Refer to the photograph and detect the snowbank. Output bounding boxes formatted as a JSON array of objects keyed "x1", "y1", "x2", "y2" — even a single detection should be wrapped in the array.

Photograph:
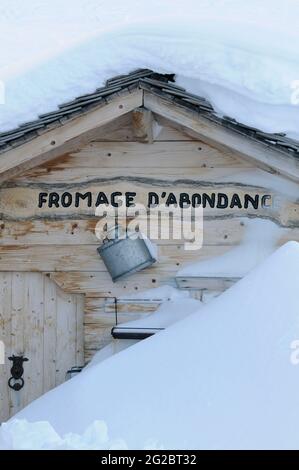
[
  {"x1": 114, "y1": 297, "x2": 202, "y2": 331},
  {"x1": 1, "y1": 241, "x2": 299, "y2": 449},
  {"x1": 87, "y1": 294, "x2": 202, "y2": 368},
  {"x1": 177, "y1": 218, "x2": 284, "y2": 277},
  {"x1": 1, "y1": 1, "x2": 299, "y2": 137},
  {"x1": 0, "y1": 420, "x2": 130, "y2": 450}
]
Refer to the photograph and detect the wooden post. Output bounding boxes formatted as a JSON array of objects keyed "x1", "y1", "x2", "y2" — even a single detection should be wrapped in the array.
[{"x1": 132, "y1": 108, "x2": 153, "y2": 143}]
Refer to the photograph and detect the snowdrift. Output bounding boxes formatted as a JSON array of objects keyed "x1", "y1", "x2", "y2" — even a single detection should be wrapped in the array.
[
  {"x1": 1, "y1": 1, "x2": 299, "y2": 137},
  {"x1": 87, "y1": 295, "x2": 202, "y2": 369},
  {"x1": 1, "y1": 241, "x2": 299, "y2": 449}
]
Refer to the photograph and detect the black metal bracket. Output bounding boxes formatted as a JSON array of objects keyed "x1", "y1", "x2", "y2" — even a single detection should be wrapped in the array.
[
  {"x1": 8, "y1": 355, "x2": 29, "y2": 391},
  {"x1": 111, "y1": 326, "x2": 164, "y2": 340}
]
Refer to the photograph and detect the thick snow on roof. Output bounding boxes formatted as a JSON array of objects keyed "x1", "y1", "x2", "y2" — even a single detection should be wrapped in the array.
[
  {"x1": 0, "y1": 1, "x2": 299, "y2": 138},
  {"x1": 1, "y1": 241, "x2": 299, "y2": 449}
]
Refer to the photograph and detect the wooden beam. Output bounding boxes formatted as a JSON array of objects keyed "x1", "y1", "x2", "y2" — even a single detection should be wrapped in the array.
[
  {"x1": 131, "y1": 108, "x2": 153, "y2": 143},
  {"x1": 1, "y1": 218, "x2": 297, "y2": 247},
  {"x1": 49, "y1": 270, "x2": 177, "y2": 296},
  {"x1": 0, "y1": 244, "x2": 231, "y2": 272},
  {"x1": 175, "y1": 275, "x2": 240, "y2": 291},
  {"x1": 0, "y1": 89, "x2": 143, "y2": 183},
  {"x1": 144, "y1": 91, "x2": 299, "y2": 183}
]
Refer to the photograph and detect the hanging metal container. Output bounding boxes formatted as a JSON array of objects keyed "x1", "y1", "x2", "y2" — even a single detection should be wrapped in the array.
[{"x1": 97, "y1": 226, "x2": 157, "y2": 282}]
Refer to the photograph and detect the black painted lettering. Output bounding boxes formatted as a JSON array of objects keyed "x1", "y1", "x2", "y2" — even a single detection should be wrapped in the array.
[
  {"x1": 75, "y1": 192, "x2": 92, "y2": 207},
  {"x1": 48, "y1": 192, "x2": 60, "y2": 208},
  {"x1": 191, "y1": 194, "x2": 201, "y2": 207},
  {"x1": 38, "y1": 192, "x2": 48, "y2": 208},
  {"x1": 230, "y1": 193, "x2": 242, "y2": 209},
  {"x1": 244, "y1": 194, "x2": 259, "y2": 209},
  {"x1": 166, "y1": 193, "x2": 177, "y2": 206},
  {"x1": 261, "y1": 195, "x2": 272, "y2": 208},
  {"x1": 61, "y1": 192, "x2": 73, "y2": 208},
  {"x1": 202, "y1": 193, "x2": 216, "y2": 208},
  {"x1": 216, "y1": 193, "x2": 228, "y2": 209},
  {"x1": 111, "y1": 191, "x2": 122, "y2": 207},
  {"x1": 125, "y1": 192, "x2": 136, "y2": 207},
  {"x1": 179, "y1": 193, "x2": 191, "y2": 208},
  {"x1": 96, "y1": 192, "x2": 109, "y2": 206},
  {"x1": 148, "y1": 192, "x2": 159, "y2": 207}
]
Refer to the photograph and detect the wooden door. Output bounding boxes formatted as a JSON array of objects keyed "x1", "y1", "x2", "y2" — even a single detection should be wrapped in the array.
[{"x1": 0, "y1": 272, "x2": 84, "y2": 423}]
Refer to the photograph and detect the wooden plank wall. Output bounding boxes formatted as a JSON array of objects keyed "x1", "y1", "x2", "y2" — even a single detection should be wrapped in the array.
[
  {"x1": 0, "y1": 112, "x2": 298, "y2": 361},
  {"x1": 0, "y1": 272, "x2": 84, "y2": 422}
]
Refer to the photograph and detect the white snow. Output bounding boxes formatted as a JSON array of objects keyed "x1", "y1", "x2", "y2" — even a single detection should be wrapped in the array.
[
  {"x1": 118, "y1": 285, "x2": 190, "y2": 301},
  {"x1": 216, "y1": 169, "x2": 299, "y2": 200},
  {"x1": 87, "y1": 293, "x2": 202, "y2": 367},
  {"x1": 0, "y1": 419, "x2": 130, "y2": 450},
  {"x1": 1, "y1": 1, "x2": 299, "y2": 138},
  {"x1": 85, "y1": 340, "x2": 138, "y2": 370},
  {"x1": 1, "y1": 241, "x2": 299, "y2": 449},
  {"x1": 115, "y1": 297, "x2": 201, "y2": 331},
  {"x1": 177, "y1": 218, "x2": 285, "y2": 277}
]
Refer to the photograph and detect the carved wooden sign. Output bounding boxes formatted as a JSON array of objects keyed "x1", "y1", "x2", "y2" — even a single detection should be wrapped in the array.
[{"x1": 38, "y1": 190, "x2": 272, "y2": 210}]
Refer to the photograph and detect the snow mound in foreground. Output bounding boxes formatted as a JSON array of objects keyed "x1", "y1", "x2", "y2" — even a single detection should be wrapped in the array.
[
  {"x1": 1, "y1": 241, "x2": 299, "y2": 449},
  {"x1": 87, "y1": 295, "x2": 202, "y2": 369},
  {"x1": 177, "y1": 218, "x2": 284, "y2": 277},
  {"x1": 0, "y1": 420, "x2": 130, "y2": 450}
]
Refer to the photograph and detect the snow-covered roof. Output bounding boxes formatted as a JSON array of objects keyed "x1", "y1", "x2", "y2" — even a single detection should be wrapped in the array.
[{"x1": 1, "y1": 69, "x2": 299, "y2": 159}]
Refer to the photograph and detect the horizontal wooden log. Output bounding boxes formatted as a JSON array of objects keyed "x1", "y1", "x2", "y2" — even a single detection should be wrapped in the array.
[
  {"x1": 0, "y1": 244, "x2": 232, "y2": 272},
  {"x1": 49, "y1": 271, "x2": 177, "y2": 295},
  {"x1": 71, "y1": 140, "x2": 242, "y2": 167},
  {"x1": 10, "y1": 166, "x2": 257, "y2": 185},
  {"x1": 85, "y1": 309, "x2": 152, "y2": 328},
  {"x1": 104, "y1": 299, "x2": 162, "y2": 313},
  {"x1": 0, "y1": 218, "x2": 100, "y2": 245},
  {"x1": 1, "y1": 217, "x2": 298, "y2": 246},
  {"x1": 12, "y1": 141, "x2": 246, "y2": 179},
  {"x1": 0, "y1": 181, "x2": 293, "y2": 224},
  {"x1": 175, "y1": 276, "x2": 239, "y2": 291}
]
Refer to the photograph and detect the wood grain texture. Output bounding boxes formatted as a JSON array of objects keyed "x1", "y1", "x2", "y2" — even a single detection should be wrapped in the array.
[
  {"x1": 0, "y1": 272, "x2": 84, "y2": 422},
  {"x1": 144, "y1": 91, "x2": 299, "y2": 182},
  {"x1": 74, "y1": 111, "x2": 194, "y2": 142},
  {"x1": 0, "y1": 89, "x2": 143, "y2": 183},
  {"x1": 132, "y1": 108, "x2": 153, "y2": 143},
  {"x1": 1, "y1": 181, "x2": 294, "y2": 224},
  {"x1": 1, "y1": 115, "x2": 298, "y2": 371},
  {"x1": 176, "y1": 276, "x2": 239, "y2": 291},
  {"x1": 0, "y1": 273, "x2": 12, "y2": 422},
  {"x1": 0, "y1": 244, "x2": 232, "y2": 272},
  {"x1": 49, "y1": 270, "x2": 177, "y2": 296},
  {"x1": 1, "y1": 218, "x2": 298, "y2": 246},
  {"x1": 84, "y1": 297, "x2": 164, "y2": 355}
]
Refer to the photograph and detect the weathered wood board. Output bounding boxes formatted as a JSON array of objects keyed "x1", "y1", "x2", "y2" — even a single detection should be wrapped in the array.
[
  {"x1": 84, "y1": 297, "x2": 163, "y2": 358},
  {"x1": 0, "y1": 272, "x2": 84, "y2": 423},
  {"x1": 0, "y1": 116, "x2": 298, "y2": 377}
]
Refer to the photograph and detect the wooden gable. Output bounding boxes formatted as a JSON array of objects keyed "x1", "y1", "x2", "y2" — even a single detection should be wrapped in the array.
[{"x1": 0, "y1": 86, "x2": 298, "y2": 421}]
